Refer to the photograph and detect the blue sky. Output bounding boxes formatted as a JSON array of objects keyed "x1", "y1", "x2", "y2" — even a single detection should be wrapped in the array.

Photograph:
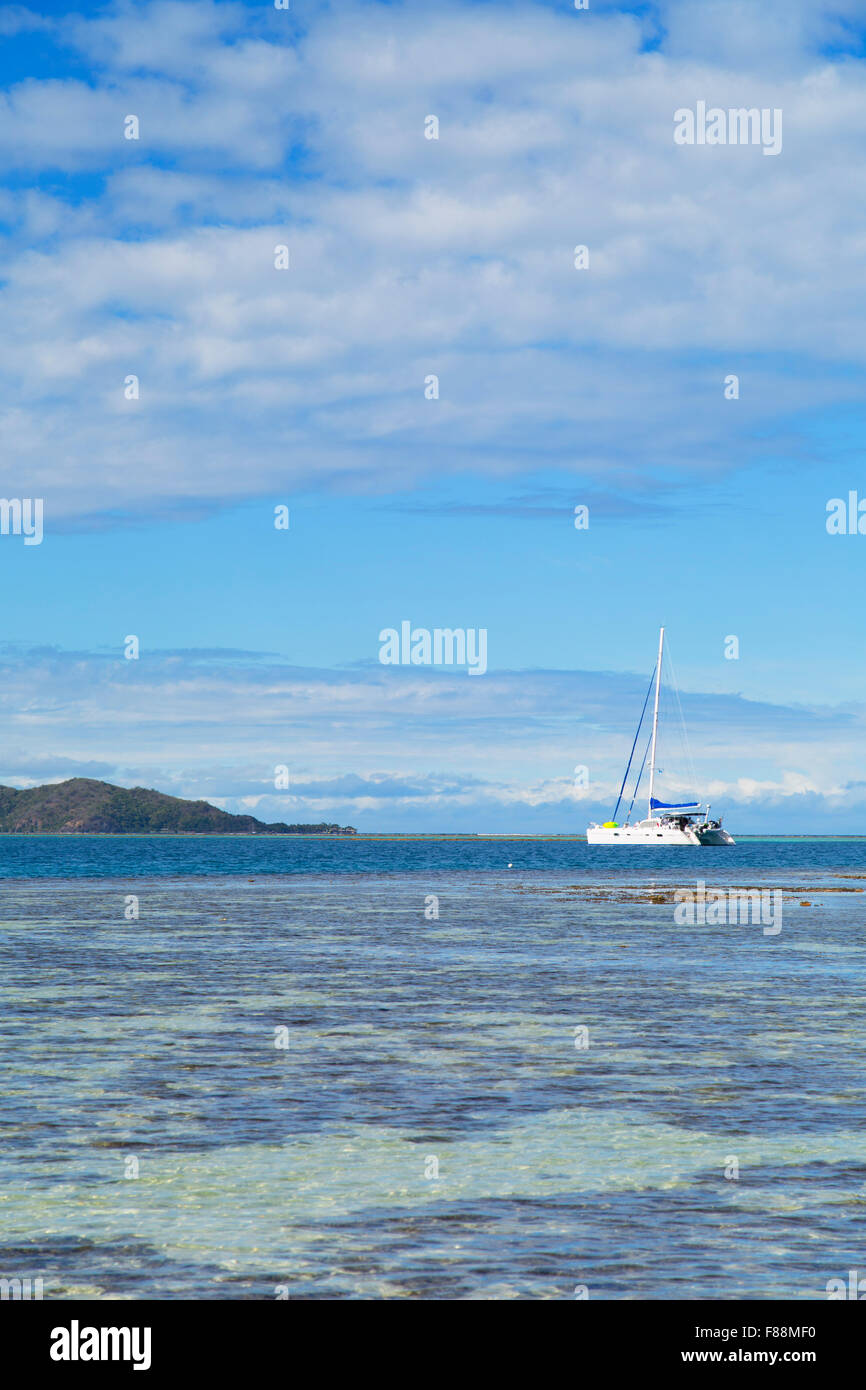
[{"x1": 2, "y1": 0, "x2": 866, "y2": 831}]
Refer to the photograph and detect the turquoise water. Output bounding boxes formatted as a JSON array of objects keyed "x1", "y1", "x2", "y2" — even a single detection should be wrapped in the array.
[
  {"x1": 2, "y1": 837, "x2": 866, "y2": 1299},
  {"x1": 0, "y1": 831, "x2": 865, "y2": 878}
]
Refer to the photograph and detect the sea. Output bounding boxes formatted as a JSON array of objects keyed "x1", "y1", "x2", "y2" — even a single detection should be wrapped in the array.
[{"x1": 2, "y1": 834, "x2": 866, "y2": 1301}]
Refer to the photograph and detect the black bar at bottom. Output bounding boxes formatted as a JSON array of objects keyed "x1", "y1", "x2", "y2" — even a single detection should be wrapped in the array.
[{"x1": 5, "y1": 1298, "x2": 858, "y2": 1376}]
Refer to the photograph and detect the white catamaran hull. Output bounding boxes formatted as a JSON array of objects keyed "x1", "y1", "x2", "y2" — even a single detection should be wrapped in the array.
[{"x1": 586, "y1": 820, "x2": 735, "y2": 846}]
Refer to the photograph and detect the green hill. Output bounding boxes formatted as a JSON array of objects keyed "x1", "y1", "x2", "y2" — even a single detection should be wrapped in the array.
[{"x1": 0, "y1": 779, "x2": 357, "y2": 835}]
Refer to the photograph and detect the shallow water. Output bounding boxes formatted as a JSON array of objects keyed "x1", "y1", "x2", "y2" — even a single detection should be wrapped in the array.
[{"x1": 2, "y1": 838, "x2": 866, "y2": 1298}]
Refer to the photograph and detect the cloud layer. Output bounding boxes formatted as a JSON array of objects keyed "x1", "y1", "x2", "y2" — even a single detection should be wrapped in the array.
[
  {"x1": 0, "y1": 642, "x2": 862, "y2": 831},
  {"x1": 2, "y1": 1, "x2": 866, "y2": 523}
]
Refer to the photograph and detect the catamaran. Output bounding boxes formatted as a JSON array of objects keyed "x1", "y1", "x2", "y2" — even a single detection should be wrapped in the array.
[{"x1": 586, "y1": 627, "x2": 735, "y2": 846}]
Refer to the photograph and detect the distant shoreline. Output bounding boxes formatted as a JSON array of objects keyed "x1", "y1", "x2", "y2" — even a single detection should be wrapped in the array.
[{"x1": 0, "y1": 831, "x2": 865, "y2": 841}]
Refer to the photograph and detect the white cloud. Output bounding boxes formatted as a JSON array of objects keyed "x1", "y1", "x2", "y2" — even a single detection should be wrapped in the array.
[
  {"x1": 0, "y1": 643, "x2": 863, "y2": 830},
  {"x1": 0, "y1": 6, "x2": 50, "y2": 38},
  {"x1": 0, "y1": 1, "x2": 863, "y2": 520}
]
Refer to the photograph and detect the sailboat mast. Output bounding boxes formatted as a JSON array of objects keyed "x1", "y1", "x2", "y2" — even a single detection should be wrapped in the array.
[{"x1": 647, "y1": 625, "x2": 664, "y2": 819}]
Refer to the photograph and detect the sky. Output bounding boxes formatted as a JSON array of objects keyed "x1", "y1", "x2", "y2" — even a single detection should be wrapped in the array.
[{"x1": 1, "y1": 0, "x2": 866, "y2": 832}]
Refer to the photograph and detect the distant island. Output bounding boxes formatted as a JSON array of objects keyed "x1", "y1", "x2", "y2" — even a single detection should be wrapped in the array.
[{"x1": 0, "y1": 779, "x2": 357, "y2": 835}]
